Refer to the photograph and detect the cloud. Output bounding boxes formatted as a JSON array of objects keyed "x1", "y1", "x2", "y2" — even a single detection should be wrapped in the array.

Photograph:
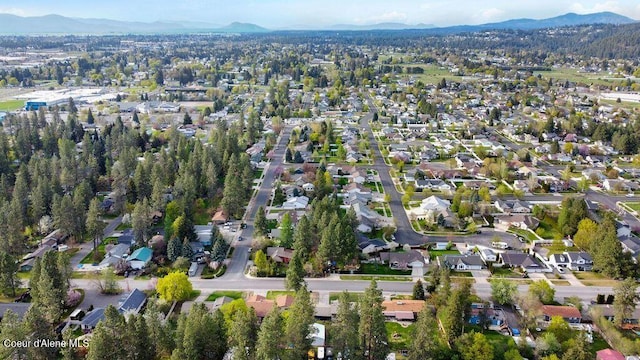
[
  {"x1": 472, "y1": 8, "x2": 506, "y2": 23},
  {"x1": 0, "y1": 7, "x2": 27, "y2": 16},
  {"x1": 355, "y1": 11, "x2": 409, "y2": 24},
  {"x1": 569, "y1": 1, "x2": 622, "y2": 14}
]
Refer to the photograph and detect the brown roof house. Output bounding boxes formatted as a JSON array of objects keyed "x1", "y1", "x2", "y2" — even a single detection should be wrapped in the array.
[
  {"x1": 380, "y1": 250, "x2": 429, "y2": 271},
  {"x1": 246, "y1": 294, "x2": 295, "y2": 320},
  {"x1": 539, "y1": 305, "x2": 581, "y2": 325},
  {"x1": 211, "y1": 209, "x2": 228, "y2": 224},
  {"x1": 382, "y1": 300, "x2": 426, "y2": 321}
]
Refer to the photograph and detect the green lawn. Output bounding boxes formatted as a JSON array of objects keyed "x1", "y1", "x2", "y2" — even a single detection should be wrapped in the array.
[
  {"x1": 360, "y1": 263, "x2": 411, "y2": 275},
  {"x1": 537, "y1": 216, "x2": 563, "y2": 240},
  {"x1": 508, "y1": 227, "x2": 538, "y2": 242},
  {"x1": 193, "y1": 199, "x2": 214, "y2": 226},
  {"x1": 573, "y1": 272, "x2": 619, "y2": 286},
  {"x1": 386, "y1": 322, "x2": 416, "y2": 352},
  {"x1": 340, "y1": 275, "x2": 412, "y2": 281},
  {"x1": 254, "y1": 169, "x2": 264, "y2": 179},
  {"x1": 0, "y1": 99, "x2": 24, "y2": 111},
  {"x1": 80, "y1": 237, "x2": 118, "y2": 264},
  {"x1": 0, "y1": 288, "x2": 29, "y2": 303},
  {"x1": 623, "y1": 202, "x2": 640, "y2": 212},
  {"x1": 533, "y1": 68, "x2": 618, "y2": 87},
  {"x1": 266, "y1": 291, "x2": 295, "y2": 300},
  {"x1": 428, "y1": 249, "x2": 460, "y2": 257},
  {"x1": 490, "y1": 267, "x2": 523, "y2": 278},
  {"x1": 206, "y1": 291, "x2": 244, "y2": 301},
  {"x1": 329, "y1": 292, "x2": 363, "y2": 303},
  {"x1": 115, "y1": 222, "x2": 132, "y2": 231}
]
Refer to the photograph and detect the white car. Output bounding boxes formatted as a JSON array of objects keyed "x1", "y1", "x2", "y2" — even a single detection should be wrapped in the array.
[{"x1": 627, "y1": 193, "x2": 635, "y2": 198}]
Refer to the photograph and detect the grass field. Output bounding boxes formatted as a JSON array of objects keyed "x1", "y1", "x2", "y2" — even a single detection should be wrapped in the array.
[
  {"x1": 533, "y1": 68, "x2": 620, "y2": 87},
  {"x1": 428, "y1": 249, "x2": 460, "y2": 257},
  {"x1": 550, "y1": 280, "x2": 571, "y2": 286},
  {"x1": 399, "y1": 64, "x2": 465, "y2": 85},
  {"x1": 266, "y1": 291, "x2": 295, "y2": 300},
  {"x1": 623, "y1": 202, "x2": 640, "y2": 212},
  {"x1": 573, "y1": 272, "x2": 619, "y2": 287},
  {"x1": 206, "y1": 291, "x2": 244, "y2": 301},
  {"x1": 537, "y1": 216, "x2": 563, "y2": 240},
  {"x1": 0, "y1": 99, "x2": 24, "y2": 111},
  {"x1": 329, "y1": 292, "x2": 363, "y2": 302},
  {"x1": 340, "y1": 275, "x2": 412, "y2": 282},
  {"x1": 360, "y1": 263, "x2": 411, "y2": 276},
  {"x1": 386, "y1": 322, "x2": 416, "y2": 352}
]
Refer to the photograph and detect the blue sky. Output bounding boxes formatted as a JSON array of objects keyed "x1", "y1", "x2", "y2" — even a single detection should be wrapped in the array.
[{"x1": 0, "y1": 0, "x2": 638, "y2": 28}]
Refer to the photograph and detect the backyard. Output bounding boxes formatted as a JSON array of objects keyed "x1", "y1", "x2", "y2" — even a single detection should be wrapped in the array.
[
  {"x1": 386, "y1": 321, "x2": 416, "y2": 353},
  {"x1": 206, "y1": 291, "x2": 244, "y2": 301}
]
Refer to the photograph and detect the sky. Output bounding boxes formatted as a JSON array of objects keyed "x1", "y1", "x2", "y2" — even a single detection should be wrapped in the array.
[{"x1": 0, "y1": 0, "x2": 639, "y2": 28}]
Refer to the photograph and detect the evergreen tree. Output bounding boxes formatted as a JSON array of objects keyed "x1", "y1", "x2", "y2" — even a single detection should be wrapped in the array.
[
  {"x1": 359, "y1": 281, "x2": 389, "y2": 360},
  {"x1": 167, "y1": 237, "x2": 182, "y2": 262},
  {"x1": 182, "y1": 238, "x2": 194, "y2": 259},
  {"x1": 279, "y1": 212, "x2": 294, "y2": 248},
  {"x1": 221, "y1": 155, "x2": 245, "y2": 218},
  {"x1": 285, "y1": 250, "x2": 306, "y2": 291},
  {"x1": 183, "y1": 112, "x2": 192, "y2": 125},
  {"x1": 285, "y1": 147, "x2": 293, "y2": 163},
  {"x1": 285, "y1": 287, "x2": 315, "y2": 360},
  {"x1": 0, "y1": 310, "x2": 28, "y2": 359},
  {"x1": 613, "y1": 278, "x2": 640, "y2": 327},
  {"x1": 333, "y1": 291, "x2": 361, "y2": 359},
  {"x1": 132, "y1": 111, "x2": 140, "y2": 124},
  {"x1": 145, "y1": 301, "x2": 174, "y2": 358},
  {"x1": 132, "y1": 198, "x2": 153, "y2": 246},
  {"x1": 87, "y1": 306, "x2": 128, "y2": 360},
  {"x1": 125, "y1": 315, "x2": 154, "y2": 360},
  {"x1": 87, "y1": 108, "x2": 95, "y2": 124},
  {"x1": 254, "y1": 206, "x2": 268, "y2": 237},
  {"x1": 292, "y1": 215, "x2": 313, "y2": 260},
  {"x1": 23, "y1": 305, "x2": 58, "y2": 360},
  {"x1": 455, "y1": 331, "x2": 494, "y2": 360},
  {"x1": 256, "y1": 307, "x2": 284, "y2": 360},
  {"x1": 409, "y1": 306, "x2": 442, "y2": 360},
  {"x1": 413, "y1": 279, "x2": 425, "y2": 300},
  {"x1": 229, "y1": 307, "x2": 259, "y2": 360},
  {"x1": 0, "y1": 250, "x2": 20, "y2": 296}
]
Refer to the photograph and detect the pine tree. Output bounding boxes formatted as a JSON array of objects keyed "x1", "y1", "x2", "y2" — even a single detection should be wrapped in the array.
[
  {"x1": 333, "y1": 291, "x2": 360, "y2": 359},
  {"x1": 229, "y1": 307, "x2": 259, "y2": 360},
  {"x1": 279, "y1": 212, "x2": 294, "y2": 248},
  {"x1": 254, "y1": 206, "x2": 268, "y2": 236},
  {"x1": 285, "y1": 287, "x2": 315, "y2": 360},
  {"x1": 359, "y1": 281, "x2": 389, "y2": 360},
  {"x1": 87, "y1": 108, "x2": 95, "y2": 124},
  {"x1": 292, "y1": 215, "x2": 313, "y2": 260},
  {"x1": 87, "y1": 306, "x2": 127, "y2": 360},
  {"x1": 167, "y1": 237, "x2": 182, "y2": 262},
  {"x1": 181, "y1": 238, "x2": 194, "y2": 259},
  {"x1": 183, "y1": 112, "x2": 192, "y2": 125},
  {"x1": 0, "y1": 250, "x2": 20, "y2": 296},
  {"x1": 408, "y1": 306, "x2": 442, "y2": 360},
  {"x1": 285, "y1": 250, "x2": 305, "y2": 291},
  {"x1": 413, "y1": 279, "x2": 425, "y2": 300},
  {"x1": 256, "y1": 307, "x2": 284, "y2": 360},
  {"x1": 132, "y1": 198, "x2": 153, "y2": 246},
  {"x1": 23, "y1": 305, "x2": 58, "y2": 360}
]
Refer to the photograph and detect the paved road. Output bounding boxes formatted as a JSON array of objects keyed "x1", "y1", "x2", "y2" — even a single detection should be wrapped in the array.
[
  {"x1": 70, "y1": 275, "x2": 612, "y2": 303},
  {"x1": 70, "y1": 216, "x2": 123, "y2": 268},
  {"x1": 362, "y1": 96, "x2": 426, "y2": 246},
  {"x1": 223, "y1": 126, "x2": 293, "y2": 279}
]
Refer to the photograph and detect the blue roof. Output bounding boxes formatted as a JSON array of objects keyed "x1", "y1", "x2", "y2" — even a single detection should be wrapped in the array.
[
  {"x1": 118, "y1": 289, "x2": 147, "y2": 313},
  {"x1": 128, "y1": 247, "x2": 152, "y2": 263}
]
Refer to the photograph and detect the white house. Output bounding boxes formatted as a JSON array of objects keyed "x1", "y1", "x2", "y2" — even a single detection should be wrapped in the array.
[
  {"x1": 410, "y1": 196, "x2": 451, "y2": 221},
  {"x1": 282, "y1": 196, "x2": 309, "y2": 210},
  {"x1": 442, "y1": 255, "x2": 484, "y2": 271},
  {"x1": 479, "y1": 248, "x2": 497, "y2": 263}
]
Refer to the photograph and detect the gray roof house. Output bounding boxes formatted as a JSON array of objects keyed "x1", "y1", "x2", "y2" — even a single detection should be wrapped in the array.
[
  {"x1": 500, "y1": 252, "x2": 550, "y2": 273},
  {"x1": 81, "y1": 289, "x2": 148, "y2": 330},
  {"x1": 442, "y1": 255, "x2": 484, "y2": 271}
]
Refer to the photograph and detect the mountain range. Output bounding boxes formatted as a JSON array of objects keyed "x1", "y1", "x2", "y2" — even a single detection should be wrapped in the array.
[{"x1": 0, "y1": 11, "x2": 634, "y2": 35}]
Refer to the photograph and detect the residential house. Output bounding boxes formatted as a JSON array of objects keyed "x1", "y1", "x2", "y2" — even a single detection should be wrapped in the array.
[
  {"x1": 594, "y1": 305, "x2": 640, "y2": 329},
  {"x1": 603, "y1": 179, "x2": 630, "y2": 192},
  {"x1": 81, "y1": 289, "x2": 147, "y2": 330},
  {"x1": 414, "y1": 179, "x2": 452, "y2": 192},
  {"x1": 620, "y1": 235, "x2": 640, "y2": 256},
  {"x1": 479, "y1": 248, "x2": 497, "y2": 263},
  {"x1": 351, "y1": 202, "x2": 387, "y2": 229},
  {"x1": 494, "y1": 200, "x2": 532, "y2": 214},
  {"x1": 500, "y1": 252, "x2": 550, "y2": 273},
  {"x1": 565, "y1": 252, "x2": 593, "y2": 271},
  {"x1": 358, "y1": 238, "x2": 388, "y2": 255},
  {"x1": 596, "y1": 349, "x2": 625, "y2": 360},
  {"x1": 127, "y1": 247, "x2": 153, "y2": 270},
  {"x1": 548, "y1": 253, "x2": 570, "y2": 269},
  {"x1": 493, "y1": 214, "x2": 539, "y2": 232},
  {"x1": 380, "y1": 250, "x2": 428, "y2": 270},
  {"x1": 381, "y1": 300, "x2": 426, "y2": 321},
  {"x1": 99, "y1": 243, "x2": 131, "y2": 268},
  {"x1": 117, "y1": 229, "x2": 135, "y2": 247},
  {"x1": 410, "y1": 196, "x2": 451, "y2": 221},
  {"x1": 442, "y1": 255, "x2": 484, "y2": 271},
  {"x1": 266, "y1": 247, "x2": 294, "y2": 264},
  {"x1": 282, "y1": 196, "x2": 309, "y2": 210},
  {"x1": 211, "y1": 209, "x2": 228, "y2": 224},
  {"x1": 0, "y1": 303, "x2": 31, "y2": 321},
  {"x1": 246, "y1": 294, "x2": 294, "y2": 320},
  {"x1": 350, "y1": 171, "x2": 366, "y2": 184},
  {"x1": 539, "y1": 305, "x2": 581, "y2": 324},
  {"x1": 302, "y1": 183, "x2": 315, "y2": 192}
]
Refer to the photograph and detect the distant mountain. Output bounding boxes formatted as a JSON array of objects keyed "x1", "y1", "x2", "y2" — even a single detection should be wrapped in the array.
[
  {"x1": 216, "y1": 22, "x2": 268, "y2": 33},
  {"x1": 0, "y1": 11, "x2": 634, "y2": 35},
  {"x1": 424, "y1": 11, "x2": 636, "y2": 34},
  {"x1": 0, "y1": 14, "x2": 266, "y2": 34},
  {"x1": 330, "y1": 22, "x2": 435, "y2": 31}
]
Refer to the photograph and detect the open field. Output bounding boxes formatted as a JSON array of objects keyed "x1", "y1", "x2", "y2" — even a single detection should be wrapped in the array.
[
  {"x1": 574, "y1": 272, "x2": 619, "y2": 287},
  {"x1": 0, "y1": 99, "x2": 24, "y2": 111},
  {"x1": 533, "y1": 68, "x2": 624, "y2": 87}
]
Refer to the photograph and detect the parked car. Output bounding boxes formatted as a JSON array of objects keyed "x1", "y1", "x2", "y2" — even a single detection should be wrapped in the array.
[{"x1": 238, "y1": 236, "x2": 243, "y2": 241}]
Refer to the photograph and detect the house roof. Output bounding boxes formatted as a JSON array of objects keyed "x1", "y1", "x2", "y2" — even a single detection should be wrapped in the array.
[
  {"x1": 212, "y1": 209, "x2": 228, "y2": 222},
  {"x1": 501, "y1": 252, "x2": 545, "y2": 269},
  {"x1": 246, "y1": 296, "x2": 276, "y2": 318},
  {"x1": 565, "y1": 251, "x2": 592, "y2": 263},
  {"x1": 128, "y1": 247, "x2": 152, "y2": 263},
  {"x1": 81, "y1": 308, "x2": 106, "y2": 328},
  {"x1": 380, "y1": 250, "x2": 427, "y2": 268},
  {"x1": 443, "y1": 255, "x2": 484, "y2": 267},
  {"x1": 0, "y1": 303, "x2": 31, "y2": 319},
  {"x1": 276, "y1": 295, "x2": 295, "y2": 308},
  {"x1": 541, "y1": 305, "x2": 581, "y2": 319},
  {"x1": 118, "y1": 289, "x2": 147, "y2": 313},
  {"x1": 596, "y1": 349, "x2": 626, "y2": 360},
  {"x1": 420, "y1": 196, "x2": 451, "y2": 211},
  {"x1": 212, "y1": 296, "x2": 235, "y2": 308},
  {"x1": 266, "y1": 247, "x2": 294, "y2": 263},
  {"x1": 382, "y1": 300, "x2": 425, "y2": 313}
]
